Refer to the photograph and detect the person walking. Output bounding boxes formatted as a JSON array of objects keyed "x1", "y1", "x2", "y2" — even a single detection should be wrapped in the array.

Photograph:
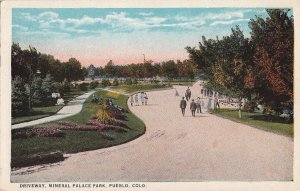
[
  {"x1": 144, "y1": 93, "x2": 148, "y2": 105},
  {"x1": 196, "y1": 97, "x2": 202, "y2": 113},
  {"x1": 135, "y1": 94, "x2": 139, "y2": 106},
  {"x1": 190, "y1": 99, "x2": 197, "y2": 117},
  {"x1": 180, "y1": 97, "x2": 187, "y2": 116},
  {"x1": 130, "y1": 95, "x2": 134, "y2": 106},
  {"x1": 185, "y1": 87, "x2": 191, "y2": 101},
  {"x1": 215, "y1": 97, "x2": 220, "y2": 110},
  {"x1": 140, "y1": 92, "x2": 145, "y2": 105}
]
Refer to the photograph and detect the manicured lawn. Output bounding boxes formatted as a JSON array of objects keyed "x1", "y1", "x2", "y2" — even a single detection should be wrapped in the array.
[
  {"x1": 110, "y1": 84, "x2": 171, "y2": 93},
  {"x1": 210, "y1": 109, "x2": 293, "y2": 137},
  {"x1": 11, "y1": 90, "x2": 146, "y2": 163},
  {"x1": 11, "y1": 105, "x2": 64, "y2": 124},
  {"x1": 11, "y1": 88, "x2": 89, "y2": 125}
]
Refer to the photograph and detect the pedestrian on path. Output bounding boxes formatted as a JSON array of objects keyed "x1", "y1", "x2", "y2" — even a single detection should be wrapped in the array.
[
  {"x1": 180, "y1": 97, "x2": 187, "y2": 116},
  {"x1": 144, "y1": 93, "x2": 148, "y2": 105},
  {"x1": 130, "y1": 95, "x2": 134, "y2": 106},
  {"x1": 185, "y1": 87, "x2": 191, "y2": 101},
  {"x1": 190, "y1": 99, "x2": 197, "y2": 117},
  {"x1": 175, "y1": 88, "x2": 179, "y2": 96},
  {"x1": 135, "y1": 94, "x2": 139, "y2": 106},
  {"x1": 140, "y1": 92, "x2": 145, "y2": 105},
  {"x1": 196, "y1": 97, "x2": 202, "y2": 113}
]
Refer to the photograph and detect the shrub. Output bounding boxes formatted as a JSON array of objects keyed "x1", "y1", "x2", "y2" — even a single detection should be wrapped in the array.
[
  {"x1": 78, "y1": 83, "x2": 88, "y2": 91},
  {"x1": 243, "y1": 100, "x2": 257, "y2": 112},
  {"x1": 124, "y1": 78, "x2": 132, "y2": 85},
  {"x1": 62, "y1": 78, "x2": 71, "y2": 93},
  {"x1": 95, "y1": 109, "x2": 113, "y2": 124},
  {"x1": 132, "y1": 78, "x2": 137, "y2": 84},
  {"x1": 89, "y1": 81, "x2": 99, "y2": 89},
  {"x1": 101, "y1": 79, "x2": 111, "y2": 87},
  {"x1": 12, "y1": 76, "x2": 29, "y2": 116},
  {"x1": 112, "y1": 78, "x2": 119, "y2": 86},
  {"x1": 40, "y1": 74, "x2": 56, "y2": 106},
  {"x1": 11, "y1": 151, "x2": 64, "y2": 168}
]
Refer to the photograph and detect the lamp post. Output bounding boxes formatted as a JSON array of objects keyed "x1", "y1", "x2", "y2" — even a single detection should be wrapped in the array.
[{"x1": 28, "y1": 68, "x2": 41, "y2": 111}]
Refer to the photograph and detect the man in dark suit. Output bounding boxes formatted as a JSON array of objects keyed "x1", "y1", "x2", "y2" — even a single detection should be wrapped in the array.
[
  {"x1": 190, "y1": 99, "x2": 197, "y2": 117},
  {"x1": 180, "y1": 97, "x2": 187, "y2": 116}
]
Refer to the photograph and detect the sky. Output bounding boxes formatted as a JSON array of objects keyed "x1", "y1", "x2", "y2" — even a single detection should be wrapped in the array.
[{"x1": 12, "y1": 8, "x2": 270, "y2": 67}]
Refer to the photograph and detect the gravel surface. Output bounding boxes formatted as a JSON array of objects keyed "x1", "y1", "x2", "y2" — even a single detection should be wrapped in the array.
[{"x1": 11, "y1": 83, "x2": 293, "y2": 182}]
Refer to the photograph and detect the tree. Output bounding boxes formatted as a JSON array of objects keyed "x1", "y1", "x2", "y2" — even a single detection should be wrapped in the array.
[
  {"x1": 31, "y1": 76, "x2": 43, "y2": 107},
  {"x1": 12, "y1": 76, "x2": 29, "y2": 116},
  {"x1": 186, "y1": 26, "x2": 255, "y2": 118},
  {"x1": 40, "y1": 74, "x2": 56, "y2": 106},
  {"x1": 247, "y1": 9, "x2": 293, "y2": 113}
]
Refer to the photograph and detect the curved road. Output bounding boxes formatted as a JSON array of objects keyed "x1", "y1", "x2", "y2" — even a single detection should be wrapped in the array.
[
  {"x1": 11, "y1": 83, "x2": 293, "y2": 182},
  {"x1": 12, "y1": 91, "x2": 95, "y2": 129}
]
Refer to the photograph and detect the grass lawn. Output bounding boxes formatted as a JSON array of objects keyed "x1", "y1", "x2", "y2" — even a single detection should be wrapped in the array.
[
  {"x1": 110, "y1": 84, "x2": 171, "y2": 94},
  {"x1": 210, "y1": 109, "x2": 293, "y2": 137},
  {"x1": 11, "y1": 88, "x2": 89, "y2": 125},
  {"x1": 11, "y1": 89, "x2": 146, "y2": 163}
]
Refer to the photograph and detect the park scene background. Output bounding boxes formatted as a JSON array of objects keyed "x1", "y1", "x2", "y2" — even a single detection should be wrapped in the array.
[{"x1": 10, "y1": 8, "x2": 293, "y2": 182}]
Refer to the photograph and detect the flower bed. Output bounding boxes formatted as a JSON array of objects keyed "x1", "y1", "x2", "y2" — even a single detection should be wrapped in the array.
[{"x1": 12, "y1": 125, "x2": 65, "y2": 139}]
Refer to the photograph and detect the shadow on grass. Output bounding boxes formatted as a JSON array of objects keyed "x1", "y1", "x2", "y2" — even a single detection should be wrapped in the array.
[{"x1": 249, "y1": 114, "x2": 291, "y2": 124}]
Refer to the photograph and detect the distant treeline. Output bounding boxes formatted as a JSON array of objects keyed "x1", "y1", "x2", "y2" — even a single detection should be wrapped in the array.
[
  {"x1": 83, "y1": 59, "x2": 199, "y2": 79},
  {"x1": 12, "y1": 43, "x2": 85, "y2": 82}
]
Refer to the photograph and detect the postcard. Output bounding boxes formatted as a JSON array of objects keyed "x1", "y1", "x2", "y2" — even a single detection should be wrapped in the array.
[{"x1": 1, "y1": 0, "x2": 299, "y2": 190}]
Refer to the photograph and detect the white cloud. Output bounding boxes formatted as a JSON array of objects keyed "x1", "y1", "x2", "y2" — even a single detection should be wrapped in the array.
[
  {"x1": 12, "y1": 24, "x2": 28, "y2": 32},
  {"x1": 18, "y1": 9, "x2": 254, "y2": 34},
  {"x1": 210, "y1": 18, "x2": 250, "y2": 26},
  {"x1": 139, "y1": 12, "x2": 153, "y2": 16}
]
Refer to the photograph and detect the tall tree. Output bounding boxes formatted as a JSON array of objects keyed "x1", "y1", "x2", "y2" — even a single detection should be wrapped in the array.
[{"x1": 248, "y1": 9, "x2": 293, "y2": 112}]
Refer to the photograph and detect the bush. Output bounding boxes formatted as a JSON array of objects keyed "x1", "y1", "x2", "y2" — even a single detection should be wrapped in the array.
[
  {"x1": 101, "y1": 79, "x2": 111, "y2": 87},
  {"x1": 12, "y1": 76, "x2": 29, "y2": 116},
  {"x1": 11, "y1": 151, "x2": 64, "y2": 168},
  {"x1": 243, "y1": 100, "x2": 257, "y2": 112},
  {"x1": 40, "y1": 74, "x2": 56, "y2": 106},
  {"x1": 78, "y1": 83, "x2": 88, "y2": 91},
  {"x1": 112, "y1": 78, "x2": 119, "y2": 86},
  {"x1": 89, "y1": 81, "x2": 99, "y2": 89},
  {"x1": 124, "y1": 78, "x2": 132, "y2": 85},
  {"x1": 31, "y1": 76, "x2": 43, "y2": 107},
  {"x1": 62, "y1": 78, "x2": 71, "y2": 93},
  {"x1": 132, "y1": 78, "x2": 137, "y2": 84}
]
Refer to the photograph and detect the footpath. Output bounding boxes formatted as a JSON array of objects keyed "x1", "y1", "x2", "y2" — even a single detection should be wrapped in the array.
[{"x1": 12, "y1": 91, "x2": 95, "y2": 129}]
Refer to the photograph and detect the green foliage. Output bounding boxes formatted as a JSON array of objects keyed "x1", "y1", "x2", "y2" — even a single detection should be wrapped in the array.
[
  {"x1": 12, "y1": 76, "x2": 29, "y2": 116},
  {"x1": 186, "y1": 9, "x2": 293, "y2": 114},
  {"x1": 112, "y1": 78, "x2": 119, "y2": 86},
  {"x1": 89, "y1": 81, "x2": 99, "y2": 89},
  {"x1": 40, "y1": 74, "x2": 56, "y2": 106},
  {"x1": 78, "y1": 83, "x2": 88, "y2": 91},
  {"x1": 101, "y1": 79, "x2": 111, "y2": 87},
  {"x1": 31, "y1": 76, "x2": 43, "y2": 107},
  {"x1": 95, "y1": 102, "x2": 113, "y2": 124},
  {"x1": 11, "y1": 43, "x2": 85, "y2": 83},
  {"x1": 248, "y1": 9, "x2": 293, "y2": 112},
  {"x1": 62, "y1": 79, "x2": 71, "y2": 93},
  {"x1": 124, "y1": 78, "x2": 133, "y2": 85},
  {"x1": 132, "y1": 78, "x2": 137, "y2": 84},
  {"x1": 242, "y1": 100, "x2": 257, "y2": 113}
]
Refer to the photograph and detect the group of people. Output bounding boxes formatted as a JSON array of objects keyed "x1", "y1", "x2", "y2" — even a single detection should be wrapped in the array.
[
  {"x1": 180, "y1": 87, "x2": 202, "y2": 117},
  {"x1": 130, "y1": 92, "x2": 148, "y2": 106}
]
